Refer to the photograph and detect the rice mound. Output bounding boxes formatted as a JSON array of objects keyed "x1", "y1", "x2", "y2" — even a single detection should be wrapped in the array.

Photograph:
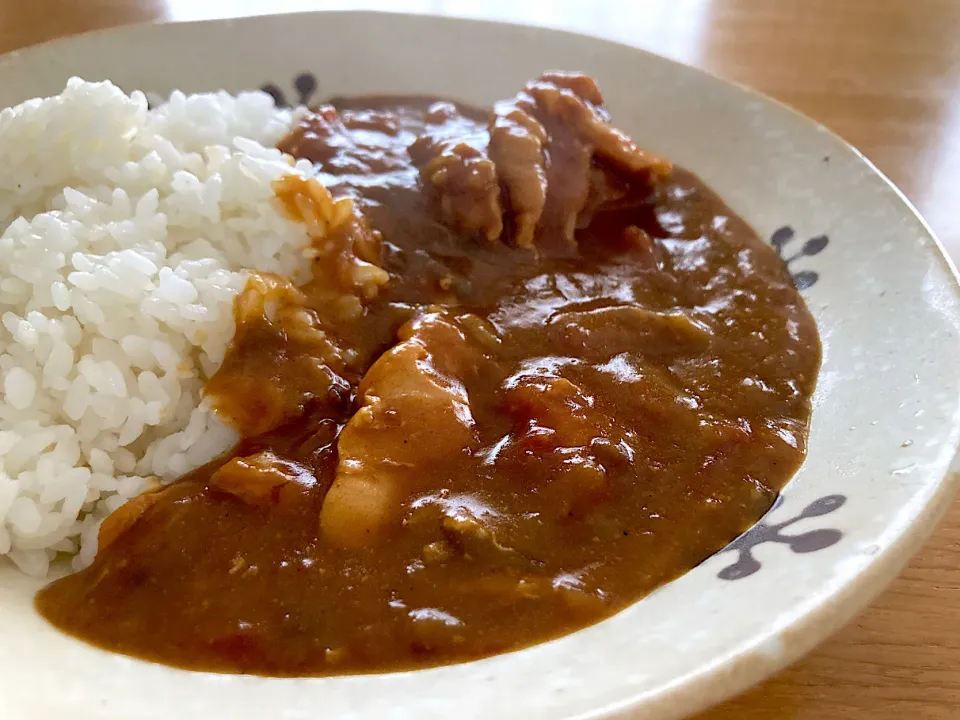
[{"x1": 0, "y1": 78, "x2": 315, "y2": 575}]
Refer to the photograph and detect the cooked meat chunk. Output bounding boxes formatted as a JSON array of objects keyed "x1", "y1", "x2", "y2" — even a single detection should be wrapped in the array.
[
  {"x1": 281, "y1": 83, "x2": 667, "y2": 249},
  {"x1": 507, "y1": 72, "x2": 671, "y2": 241},
  {"x1": 504, "y1": 374, "x2": 603, "y2": 448},
  {"x1": 209, "y1": 451, "x2": 315, "y2": 506},
  {"x1": 440, "y1": 512, "x2": 516, "y2": 562},
  {"x1": 488, "y1": 98, "x2": 549, "y2": 247},
  {"x1": 320, "y1": 310, "x2": 483, "y2": 547},
  {"x1": 499, "y1": 372, "x2": 614, "y2": 516},
  {"x1": 409, "y1": 103, "x2": 504, "y2": 242},
  {"x1": 414, "y1": 143, "x2": 503, "y2": 242},
  {"x1": 527, "y1": 72, "x2": 670, "y2": 177},
  {"x1": 277, "y1": 106, "x2": 346, "y2": 164},
  {"x1": 404, "y1": 492, "x2": 526, "y2": 567}
]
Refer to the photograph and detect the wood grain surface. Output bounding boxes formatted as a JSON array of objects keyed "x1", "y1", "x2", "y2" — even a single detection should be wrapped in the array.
[{"x1": 2, "y1": 1, "x2": 959, "y2": 717}]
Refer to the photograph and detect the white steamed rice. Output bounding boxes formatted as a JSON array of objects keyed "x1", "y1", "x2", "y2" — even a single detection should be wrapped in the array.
[{"x1": 0, "y1": 78, "x2": 316, "y2": 575}]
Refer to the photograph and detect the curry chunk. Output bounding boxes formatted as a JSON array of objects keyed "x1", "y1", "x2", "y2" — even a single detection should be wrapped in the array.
[
  {"x1": 499, "y1": 372, "x2": 615, "y2": 516},
  {"x1": 488, "y1": 98, "x2": 549, "y2": 247},
  {"x1": 204, "y1": 273, "x2": 351, "y2": 436},
  {"x1": 407, "y1": 493, "x2": 521, "y2": 566},
  {"x1": 502, "y1": 72, "x2": 670, "y2": 241},
  {"x1": 320, "y1": 310, "x2": 484, "y2": 547},
  {"x1": 209, "y1": 451, "x2": 315, "y2": 506},
  {"x1": 409, "y1": 102, "x2": 504, "y2": 242}
]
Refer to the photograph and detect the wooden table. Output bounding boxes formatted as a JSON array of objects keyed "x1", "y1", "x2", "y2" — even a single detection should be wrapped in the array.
[{"x1": 3, "y1": 1, "x2": 959, "y2": 717}]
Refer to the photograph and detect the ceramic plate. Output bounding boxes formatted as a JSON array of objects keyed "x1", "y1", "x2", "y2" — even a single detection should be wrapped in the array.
[{"x1": 1, "y1": 11, "x2": 959, "y2": 720}]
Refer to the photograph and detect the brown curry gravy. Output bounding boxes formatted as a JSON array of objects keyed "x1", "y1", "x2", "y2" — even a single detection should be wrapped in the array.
[{"x1": 37, "y1": 79, "x2": 820, "y2": 676}]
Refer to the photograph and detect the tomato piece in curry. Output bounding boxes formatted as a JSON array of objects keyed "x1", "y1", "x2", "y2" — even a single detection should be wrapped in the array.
[{"x1": 36, "y1": 72, "x2": 820, "y2": 676}]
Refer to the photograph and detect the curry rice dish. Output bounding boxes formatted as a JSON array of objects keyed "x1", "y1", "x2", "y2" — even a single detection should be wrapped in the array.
[{"x1": 7, "y1": 73, "x2": 819, "y2": 675}]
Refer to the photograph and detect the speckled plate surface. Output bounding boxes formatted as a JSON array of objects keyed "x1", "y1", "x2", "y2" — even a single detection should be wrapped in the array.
[{"x1": 1, "y1": 11, "x2": 959, "y2": 720}]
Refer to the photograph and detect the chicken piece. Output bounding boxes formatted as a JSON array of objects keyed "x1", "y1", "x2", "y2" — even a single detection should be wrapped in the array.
[
  {"x1": 418, "y1": 145, "x2": 503, "y2": 241},
  {"x1": 204, "y1": 273, "x2": 351, "y2": 436},
  {"x1": 208, "y1": 451, "x2": 315, "y2": 506},
  {"x1": 409, "y1": 103, "x2": 504, "y2": 242},
  {"x1": 320, "y1": 310, "x2": 483, "y2": 547},
  {"x1": 417, "y1": 513, "x2": 517, "y2": 567},
  {"x1": 541, "y1": 126, "x2": 595, "y2": 242},
  {"x1": 496, "y1": 74, "x2": 593, "y2": 240}
]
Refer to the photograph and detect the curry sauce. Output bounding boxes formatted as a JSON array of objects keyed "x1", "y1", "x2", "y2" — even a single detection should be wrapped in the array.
[{"x1": 36, "y1": 73, "x2": 820, "y2": 675}]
